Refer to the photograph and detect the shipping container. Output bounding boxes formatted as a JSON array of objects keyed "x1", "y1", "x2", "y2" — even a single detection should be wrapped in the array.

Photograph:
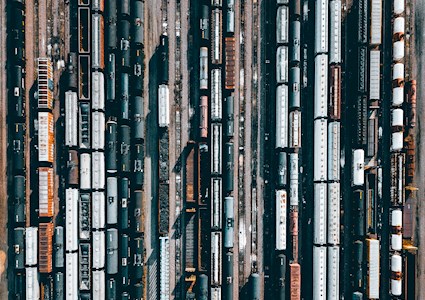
[
  {"x1": 290, "y1": 263, "x2": 301, "y2": 300},
  {"x1": 158, "y1": 84, "x2": 170, "y2": 127},
  {"x1": 211, "y1": 123, "x2": 222, "y2": 175},
  {"x1": 327, "y1": 246, "x2": 340, "y2": 299},
  {"x1": 370, "y1": 0, "x2": 382, "y2": 45},
  {"x1": 25, "y1": 227, "x2": 38, "y2": 267},
  {"x1": 200, "y1": 96, "x2": 208, "y2": 139},
  {"x1": 37, "y1": 58, "x2": 54, "y2": 110},
  {"x1": 225, "y1": 37, "x2": 236, "y2": 89},
  {"x1": 276, "y1": 189, "x2": 287, "y2": 250},
  {"x1": 224, "y1": 196, "x2": 234, "y2": 248},
  {"x1": 211, "y1": 232, "x2": 222, "y2": 286},
  {"x1": 26, "y1": 267, "x2": 40, "y2": 300},
  {"x1": 79, "y1": 243, "x2": 91, "y2": 290},
  {"x1": 289, "y1": 67, "x2": 301, "y2": 109},
  {"x1": 120, "y1": 125, "x2": 131, "y2": 172},
  {"x1": 12, "y1": 123, "x2": 25, "y2": 172},
  {"x1": 315, "y1": 0, "x2": 328, "y2": 54},
  {"x1": 276, "y1": 46, "x2": 288, "y2": 84},
  {"x1": 329, "y1": 65, "x2": 341, "y2": 120},
  {"x1": 54, "y1": 226, "x2": 64, "y2": 269},
  {"x1": 106, "y1": 229, "x2": 118, "y2": 275},
  {"x1": 211, "y1": 68, "x2": 222, "y2": 121},
  {"x1": 352, "y1": 149, "x2": 365, "y2": 186},
  {"x1": 211, "y1": 9, "x2": 222, "y2": 64},
  {"x1": 276, "y1": 85, "x2": 288, "y2": 149},
  {"x1": 93, "y1": 231, "x2": 106, "y2": 269},
  {"x1": 289, "y1": 153, "x2": 299, "y2": 206},
  {"x1": 314, "y1": 119, "x2": 327, "y2": 182},
  {"x1": 290, "y1": 21, "x2": 301, "y2": 64},
  {"x1": 160, "y1": 237, "x2": 170, "y2": 299},
  {"x1": 66, "y1": 188, "x2": 79, "y2": 252},
  {"x1": 366, "y1": 239, "x2": 379, "y2": 299},
  {"x1": 313, "y1": 246, "x2": 327, "y2": 300},
  {"x1": 39, "y1": 222, "x2": 53, "y2": 273},
  {"x1": 14, "y1": 228, "x2": 25, "y2": 269},
  {"x1": 314, "y1": 183, "x2": 327, "y2": 245},
  {"x1": 211, "y1": 177, "x2": 222, "y2": 230},
  {"x1": 327, "y1": 182, "x2": 340, "y2": 245},
  {"x1": 314, "y1": 55, "x2": 328, "y2": 119},
  {"x1": 277, "y1": 5, "x2": 289, "y2": 44},
  {"x1": 329, "y1": 1, "x2": 341, "y2": 64},
  {"x1": 65, "y1": 91, "x2": 78, "y2": 147},
  {"x1": 92, "y1": 13, "x2": 105, "y2": 69},
  {"x1": 66, "y1": 252, "x2": 78, "y2": 299},
  {"x1": 38, "y1": 112, "x2": 54, "y2": 163},
  {"x1": 328, "y1": 122, "x2": 340, "y2": 181},
  {"x1": 200, "y1": 47, "x2": 208, "y2": 90}
]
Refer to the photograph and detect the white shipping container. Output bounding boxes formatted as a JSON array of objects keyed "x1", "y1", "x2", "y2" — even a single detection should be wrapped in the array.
[
  {"x1": 276, "y1": 46, "x2": 288, "y2": 83},
  {"x1": 80, "y1": 153, "x2": 91, "y2": 190},
  {"x1": 289, "y1": 153, "x2": 299, "y2": 206},
  {"x1": 92, "y1": 231, "x2": 105, "y2": 269},
  {"x1": 367, "y1": 239, "x2": 380, "y2": 299},
  {"x1": 38, "y1": 112, "x2": 54, "y2": 163},
  {"x1": 65, "y1": 91, "x2": 78, "y2": 147},
  {"x1": 391, "y1": 109, "x2": 404, "y2": 127},
  {"x1": 329, "y1": 0, "x2": 341, "y2": 64},
  {"x1": 211, "y1": 232, "x2": 222, "y2": 286},
  {"x1": 327, "y1": 246, "x2": 340, "y2": 300},
  {"x1": 369, "y1": 50, "x2": 381, "y2": 100},
  {"x1": 352, "y1": 149, "x2": 365, "y2": 186},
  {"x1": 92, "y1": 191, "x2": 105, "y2": 229},
  {"x1": 314, "y1": 119, "x2": 327, "y2": 182},
  {"x1": 392, "y1": 87, "x2": 404, "y2": 106},
  {"x1": 314, "y1": 0, "x2": 328, "y2": 54},
  {"x1": 328, "y1": 122, "x2": 340, "y2": 181},
  {"x1": 25, "y1": 227, "x2": 38, "y2": 266},
  {"x1": 26, "y1": 267, "x2": 40, "y2": 300},
  {"x1": 92, "y1": 270, "x2": 106, "y2": 300},
  {"x1": 92, "y1": 112, "x2": 105, "y2": 150},
  {"x1": 276, "y1": 6, "x2": 289, "y2": 44},
  {"x1": 276, "y1": 189, "x2": 287, "y2": 250},
  {"x1": 275, "y1": 85, "x2": 288, "y2": 149},
  {"x1": 393, "y1": 40, "x2": 405, "y2": 61},
  {"x1": 289, "y1": 110, "x2": 302, "y2": 148},
  {"x1": 158, "y1": 84, "x2": 170, "y2": 127},
  {"x1": 314, "y1": 55, "x2": 328, "y2": 119},
  {"x1": 313, "y1": 246, "x2": 327, "y2": 300},
  {"x1": 370, "y1": 0, "x2": 382, "y2": 45},
  {"x1": 92, "y1": 151, "x2": 105, "y2": 190},
  {"x1": 65, "y1": 188, "x2": 79, "y2": 252},
  {"x1": 391, "y1": 132, "x2": 403, "y2": 152},
  {"x1": 92, "y1": 71, "x2": 105, "y2": 110},
  {"x1": 160, "y1": 237, "x2": 170, "y2": 300},
  {"x1": 314, "y1": 183, "x2": 327, "y2": 245},
  {"x1": 211, "y1": 69, "x2": 222, "y2": 121},
  {"x1": 66, "y1": 252, "x2": 78, "y2": 300},
  {"x1": 327, "y1": 182, "x2": 340, "y2": 245}
]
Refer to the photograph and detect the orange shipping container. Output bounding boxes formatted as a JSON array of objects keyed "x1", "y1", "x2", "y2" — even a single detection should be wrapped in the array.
[
  {"x1": 225, "y1": 37, "x2": 236, "y2": 90},
  {"x1": 39, "y1": 167, "x2": 54, "y2": 217},
  {"x1": 39, "y1": 222, "x2": 53, "y2": 273}
]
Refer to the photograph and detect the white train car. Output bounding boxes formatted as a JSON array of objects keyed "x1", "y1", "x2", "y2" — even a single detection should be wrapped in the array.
[
  {"x1": 211, "y1": 287, "x2": 222, "y2": 300},
  {"x1": 91, "y1": 13, "x2": 104, "y2": 70},
  {"x1": 369, "y1": 50, "x2": 381, "y2": 100},
  {"x1": 276, "y1": 46, "x2": 288, "y2": 83},
  {"x1": 92, "y1": 111, "x2": 105, "y2": 150},
  {"x1": 211, "y1": 123, "x2": 222, "y2": 175},
  {"x1": 391, "y1": 209, "x2": 402, "y2": 251},
  {"x1": 314, "y1": 55, "x2": 328, "y2": 119},
  {"x1": 158, "y1": 84, "x2": 170, "y2": 127},
  {"x1": 313, "y1": 246, "x2": 327, "y2": 300},
  {"x1": 92, "y1": 191, "x2": 105, "y2": 230},
  {"x1": 314, "y1": 119, "x2": 327, "y2": 182},
  {"x1": 92, "y1": 231, "x2": 105, "y2": 269},
  {"x1": 289, "y1": 153, "x2": 299, "y2": 206},
  {"x1": 80, "y1": 153, "x2": 91, "y2": 190},
  {"x1": 289, "y1": 110, "x2": 301, "y2": 148},
  {"x1": 25, "y1": 227, "x2": 38, "y2": 266},
  {"x1": 392, "y1": 63, "x2": 404, "y2": 86},
  {"x1": 393, "y1": 40, "x2": 405, "y2": 62},
  {"x1": 92, "y1": 151, "x2": 105, "y2": 190},
  {"x1": 276, "y1": 189, "x2": 287, "y2": 251},
  {"x1": 329, "y1": 0, "x2": 341, "y2": 64},
  {"x1": 327, "y1": 182, "x2": 340, "y2": 245},
  {"x1": 327, "y1": 246, "x2": 340, "y2": 299},
  {"x1": 106, "y1": 177, "x2": 118, "y2": 225},
  {"x1": 393, "y1": 0, "x2": 405, "y2": 15},
  {"x1": 226, "y1": 6, "x2": 235, "y2": 34},
  {"x1": 327, "y1": 122, "x2": 340, "y2": 181},
  {"x1": 276, "y1": 6, "x2": 289, "y2": 44},
  {"x1": 211, "y1": 232, "x2": 222, "y2": 286},
  {"x1": 38, "y1": 112, "x2": 54, "y2": 163},
  {"x1": 92, "y1": 71, "x2": 105, "y2": 110},
  {"x1": 211, "y1": 9, "x2": 222, "y2": 65},
  {"x1": 392, "y1": 109, "x2": 403, "y2": 127},
  {"x1": 200, "y1": 47, "x2": 208, "y2": 90},
  {"x1": 211, "y1": 0, "x2": 222, "y2": 7},
  {"x1": 92, "y1": 270, "x2": 106, "y2": 300},
  {"x1": 211, "y1": 68, "x2": 222, "y2": 121},
  {"x1": 66, "y1": 188, "x2": 79, "y2": 252},
  {"x1": 391, "y1": 254, "x2": 402, "y2": 296},
  {"x1": 352, "y1": 149, "x2": 365, "y2": 186},
  {"x1": 366, "y1": 239, "x2": 380, "y2": 299},
  {"x1": 275, "y1": 85, "x2": 288, "y2": 149},
  {"x1": 66, "y1": 252, "x2": 78, "y2": 300},
  {"x1": 370, "y1": 0, "x2": 382, "y2": 45},
  {"x1": 314, "y1": 183, "x2": 327, "y2": 245},
  {"x1": 392, "y1": 86, "x2": 404, "y2": 106},
  {"x1": 160, "y1": 236, "x2": 170, "y2": 299},
  {"x1": 26, "y1": 267, "x2": 40, "y2": 300},
  {"x1": 65, "y1": 91, "x2": 78, "y2": 147},
  {"x1": 393, "y1": 17, "x2": 405, "y2": 40},
  {"x1": 314, "y1": 0, "x2": 328, "y2": 54},
  {"x1": 211, "y1": 177, "x2": 222, "y2": 230},
  {"x1": 391, "y1": 132, "x2": 403, "y2": 152}
]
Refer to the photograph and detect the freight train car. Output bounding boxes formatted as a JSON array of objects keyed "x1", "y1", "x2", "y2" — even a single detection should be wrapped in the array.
[
  {"x1": 92, "y1": 191, "x2": 105, "y2": 229},
  {"x1": 79, "y1": 193, "x2": 91, "y2": 240},
  {"x1": 159, "y1": 35, "x2": 169, "y2": 84},
  {"x1": 14, "y1": 228, "x2": 25, "y2": 270},
  {"x1": 106, "y1": 228, "x2": 118, "y2": 275},
  {"x1": 329, "y1": 0, "x2": 341, "y2": 64},
  {"x1": 276, "y1": 46, "x2": 288, "y2": 84},
  {"x1": 327, "y1": 182, "x2": 340, "y2": 245},
  {"x1": 327, "y1": 246, "x2": 340, "y2": 299},
  {"x1": 200, "y1": 5, "x2": 209, "y2": 40},
  {"x1": 133, "y1": 0, "x2": 144, "y2": 45},
  {"x1": 92, "y1": 112, "x2": 105, "y2": 150},
  {"x1": 66, "y1": 252, "x2": 78, "y2": 299},
  {"x1": 79, "y1": 243, "x2": 91, "y2": 290},
  {"x1": 223, "y1": 252, "x2": 233, "y2": 300},
  {"x1": 78, "y1": 55, "x2": 91, "y2": 100},
  {"x1": 277, "y1": 254, "x2": 286, "y2": 300},
  {"x1": 224, "y1": 142, "x2": 234, "y2": 193},
  {"x1": 328, "y1": 122, "x2": 340, "y2": 181},
  {"x1": 290, "y1": 20, "x2": 301, "y2": 64},
  {"x1": 107, "y1": 54, "x2": 116, "y2": 101},
  {"x1": 225, "y1": 37, "x2": 236, "y2": 89},
  {"x1": 38, "y1": 112, "x2": 55, "y2": 163},
  {"x1": 211, "y1": 9, "x2": 222, "y2": 65},
  {"x1": 314, "y1": 183, "x2": 327, "y2": 245},
  {"x1": 211, "y1": 123, "x2": 222, "y2": 175},
  {"x1": 107, "y1": 177, "x2": 118, "y2": 225},
  {"x1": 38, "y1": 167, "x2": 54, "y2": 217},
  {"x1": 224, "y1": 196, "x2": 234, "y2": 248},
  {"x1": 314, "y1": 55, "x2": 328, "y2": 119},
  {"x1": 13, "y1": 175, "x2": 25, "y2": 223},
  {"x1": 200, "y1": 47, "x2": 208, "y2": 90},
  {"x1": 211, "y1": 232, "x2": 222, "y2": 286},
  {"x1": 54, "y1": 226, "x2": 64, "y2": 269},
  {"x1": 92, "y1": 152, "x2": 105, "y2": 190},
  {"x1": 313, "y1": 246, "x2": 327, "y2": 299},
  {"x1": 200, "y1": 96, "x2": 208, "y2": 139},
  {"x1": 314, "y1": 119, "x2": 327, "y2": 182},
  {"x1": 186, "y1": 142, "x2": 198, "y2": 203},
  {"x1": 289, "y1": 67, "x2": 300, "y2": 109},
  {"x1": 329, "y1": 65, "x2": 341, "y2": 120},
  {"x1": 211, "y1": 177, "x2": 222, "y2": 230},
  {"x1": 39, "y1": 222, "x2": 53, "y2": 273},
  {"x1": 26, "y1": 267, "x2": 40, "y2": 300},
  {"x1": 289, "y1": 111, "x2": 301, "y2": 148},
  {"x1": 79, "y1": 102, "x2": 91, "y2": 149},
  {"x1": 276, "y1": 85, "x2": 288, "y2": 149},
  {"x1": 224, "y1": 95, "x2": 234, "y2": 138},
  {"x1": 160, "y1": 237, "x2": 170, "y2": 299},
  {"x1": 92, "y1": 71, "x2": 105, "y2": 110},
  {"x1": 106, "y1": 120, "x2": 118, "y2": 172},
  {"x1": 65, "y1": 91, "x2": 78, "y2": 147},
  {"x1": 277, "y1": 5, "x2": 289, "y2": 44},
  {"x1": 276, "y1": 189, "x2": 287, "y2": 251},
  {"x1": 366, "y1": 239, "x2": 379, "y2": 299},
  {"x1": 12, "y1": 123, "x2": 25, "y2": 173},
  {"x1": 158, "y1": 84, "x2": 170, "y2": 127},
  {"x1": 289, "y1": 153, "x2": 299, "y2": 206},
  {"x1": 93, "y1": 231, "x2": 106, "y2": 269},
  {"x1": 65, "y1": 188, "x2": 79, "y2": 252},
  {"x1": 211, "y1": 69, "x2": 222, "y2": 122},
  {"x1": 185, "y1": 209, "x2": 197, "y2": 273}
]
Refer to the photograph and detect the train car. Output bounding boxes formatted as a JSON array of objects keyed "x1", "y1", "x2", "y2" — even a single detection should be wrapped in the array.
[
  {"x1": 120, "y1": 125, "x2": 131, "y2": 172},
  {"x1": 314, "y1": 54, "x2": 328, "y2": 119},
  {"x1": 329, "y1": 65, "x2": 341, "y2": 120},
  {"x1": 92, "y1": 13, "x2": 105, "y2": 69},
  {"x1": 38, "y1": 112, "x2": 54, "y2": 163},
  {"x1": 133, "y1": 47, "x2": 144, "y2": 92},
  {"x1": 391, "y1": 209, "x2": 402, "y2": 251},
  {"x1": 366, "y1": 239, "x2": 379, "y2": 299},
  {"x1": 200, "y1": 47, "x2": 208, "y2": 90},
  {"x1": 277, "y1": 152, "x2": 287, "y2": 187},
  {"x1": 211, "y1": 123, "x2": 222, "y2": 175},
  {"x1": 314, "y1": 183, "x2": 327, "y2": 245},
  {"x1": 186, "y1": 142, "x2": 197, "y2": 203},
  {"x1": 313, "y1": 246, "x2": 327, "y2": 299},
  {"x1": 198, "y1": 208, "x2": 209, "y2": 272},
  {"x1": 54, "y1": 272, "x2": 64, "y2": 300},
  {"x1": 54, "y1": 226, "x2": 64, "y2": 269},
  {"x1": 211, "y1": 177, "x2": 222, "y2": 230},
  {"x1": 353, "y1": 241, "x2": 363, "y2": 290},
  {"x1": 92, "y1": 71, "x2": 105, "y2": 110},
  {"x1": 358, "y1": 46, "x2": 368, "y2": 94},
  {"x1": 185, "y1": 209, "x2": 197, "y2": 273},
  {"x1": 226, "y1": 2, "x2": 235, "y2": 34},
  {"x1": 198, "y1": 274, "x2": 208, "y2": 300},
  {"x1": 65, "y1": 188, "x2": 79, "y2": 252},
  {"x1": 121, "y1": 73, "x2": 130, "y2": 121},
  {"x1": 66, "y1": 252, "x2": 78, "y2": 299},
  {"x1": 158, "y1": 84, "x2": 170, "y2": 127},
  {"x1": 26, "y1": 267, "x2": 40, "y2": 300},
  {"x1": 120, "y1": 19, "x2": 131, "y2": 43},
  {"x1": 92, "y1": 0, "x2": 104, "y2": 12},
  {"x1": 289, "y1": 110, "x2": 301, "y2": 148},
  {"x1": 367, "y1": 110, "x2": 379, "y2": 158},
  {"x1": 327, "y1": 246, "x2": 340, "y2": 299},
  {"x1": 132, "y1": 95, "x2": 145, "y2": 140},
  {"x1": 314, "y1": 0, "x2": 328, "y2": 54},
  {"x1": 357, "y1": 0, "x2": 368, "y2": 44},
  {"x1": 369, "y1": 50, "x2": 381, "y2": 101},
  {"x1": 158, "y1": 183, "x2": 169, "y2": 234},
  {"x1": 79, "y1": 243, "x2": 91, "y2": 290},
  {"x1": 120, "y1": 177, "x2": 130, "y2": 230},
  {"x1": 12, "y1": 123, "x2": 25, "y2": 172},
  {"x1": 120, "y1": 234, "x2": 130, "y2": 287},
  {"x1": 93, "y1": 270, "x2": 106, "y2": 299},
  {"x1": 107, "y1": 54, "x2": 116, "y2": 101},
  {"x1": 250, "y1": 273, "x2": 261, "y2": 300},
  {"x1": 160, "y1": 237, "x2": 170, "y2": 299},
  {"x1": 211, "y1": 0, "x2": 222, "y2": 7},
  {"x1": 224, "y1": 196, "x2": 234, "y2": 248},
  {"x1": 355, "y1": 95, "x2": 368, "y2": 147},
  {"x1": 65, "y1": 91, "x2": 78, "y2": 147},
  {"x1": 276, "y1": 46, "x2": 288, "y2": 84},
  {"x1": 225, "y1": 37, "x2": 236, "y2": 89},
  {"x1": 277, "y1": 254, "x2": 286, "y2": 300},
  {"x1": 223, "y1": 252, "x2": 233, "y2": 300},
  {"x1": 92, "y1": 191, "x2": 105, "y2": 230},
  {"x1": 120, "y1": 0, "x2": 130, "y2": 17},
  {"x1": 392, "y1": 62, "x2": 404, "y2": 88},
  {"x1": 289, "y1": 67, "x2": 301, "y2": 109},
  {"x1": 211, "y1": 232, "x2": 222, "y2": 286},
  {"x1": 133, "y1": 0, "x2": 144, "y2": 45},
  {"x1": 105, "y1": 0, "x2": 118, "y2": 48},
  {"x1": 329, "y1": 0, "x2": 341, "y2": 64},
  {"x1": 391, "y1": 254, "x2": 402, "y2": 296},
  {"x1": 314, "y1": 119, "x2": 327, "y2": 182},
  {"x1": 211, "y1": 9, "x2": 222, "y2": 65},
  {"x1": 80, "y1": 153, "x2": 91, "y2": 190},
  {"x1": 107, "y1": 177, "x2": 118, "y2": 225},
  {"x1": 211, "y1": 68, "x2": 222, "y2": 121},
  {"x1": 92, "y1": 151, "x2": 105, "y2": 190},
  {"x1": 38, "y1": 167, "x2": 54, "y2": 218},
  {"x1": 66, "y1": 150, "x2": 79, "y2": 187},
  {"x1": 276, "y1": 189, "x2": 287, "y2": 250},
  {"x1": 159, "y1": 34, "x2": 169, "y2": 83},
  {"x1": 224, "y1": 95, "x2": 234, "y2": 138},
  {"x1": 201, "y1": 5, "x2": 209, "y2": 40},
  {"x1": 25, "y1": 227, "x2": 38, "y2": 267},
  {"x1": 78, "y1": 7, "x2": 91, "y2": 53},
  {"x1": 289, "y1": 153, "x2": 299, "y2": 206},
  {"x1": 106, "y1": 229, "x2": 119, "y2": 275},
  {"x1": 328, "y1": 122, "x2": 340, "y2": 181},
  {"x1": 120, "y1": 37, "x2": 131, "y2": 68},
  {"x1": 276, "y1": 85, "x2": 288, "y2": 149},
  {"x1": 277, "y1": 5, "x2": 289, "y2": 44},
  {"x1": 133, "y1": 237, "x2": 144, "y2": 280},
  {"x1": 211, "y1": 288, "x2": 221, "y2": 300},
  {"x1": 106, "y1": 119, "x2": 118, "y2": 172},
  {"x1": 133, "y1": 144, "x2": 144, "y2": 188},
  {"x1": 370, "y1": 0, "x2": 382, "y2": 45},
  {"x1": 38, "y1": 222, "x2": 53, "y2": 273},
  {"x1": 353, "y1": 189, "x2": 365, "y2": 237},
  {"x1": 200, "y1": 96, "x2": 208, "y2": 139},
  {"x1": 290, "y1": 263, "x2": 301, "y2": 299},
  {"x1": 10, "y1": 65, "x2": 24, "y2": 118},
  {"x1": 79, "y1": 102, "x2": 90, "y2": 148},
  {"x1": 93, "y1": 231, "x2": 106, "y2": 269},
  {"x1": 92, "y1": 112, "x2": 105, "y2": 150},
  {"x1": 14, "y1": 228, "x2": 25, "y2": 270},
  {"x1": 394, "y1": 0, "x2": 405, "y2": 15},
  {"x1": 67, "y1": 53, "x2": 78, "y2": 91},
  {"x1": 327, "y1": 182, "x2": 340, "y2": 245},
  {"x1": 13, "y1": 175, "x2": 25, "y2": 223},
  {"x1": 224, "y1": 142, "x2": 234, "y2": 193},
  {"x1": 79, "y1": 193, "x2": 91, "y2": 240},
  {"x1": 290, "y1": 21, "x2": 301, "y2": 64},
  {"x1": 352, "y1": 149, "x2": 365, "y2": 186}
]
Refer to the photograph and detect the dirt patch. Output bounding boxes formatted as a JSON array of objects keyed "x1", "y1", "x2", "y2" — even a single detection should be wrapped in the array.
[{"x1": 0, "y1": 251, "x2": 6, "y2": 276}]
